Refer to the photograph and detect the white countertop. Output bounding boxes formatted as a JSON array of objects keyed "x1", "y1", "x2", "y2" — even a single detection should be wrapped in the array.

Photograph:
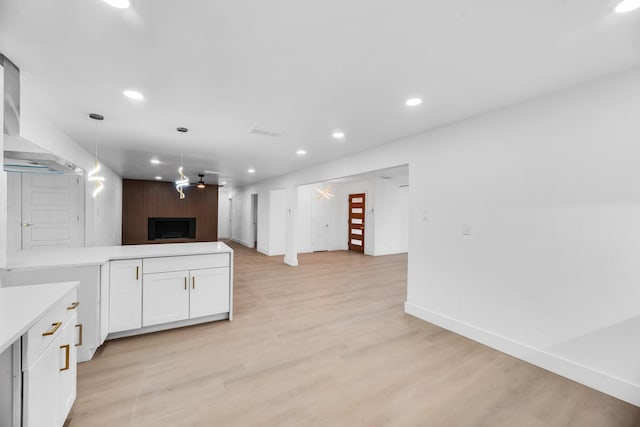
[
  {"x1": 0, "y1": 282, "x2": 79, "y2": 354},
  {"x1": 3, "y1": 242, "x2": 233, "y2": 271}
]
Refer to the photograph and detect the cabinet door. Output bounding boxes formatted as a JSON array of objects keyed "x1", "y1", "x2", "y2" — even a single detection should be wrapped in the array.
[
  {"x1": 58, "y1": 315, "x2": 77, "y2": 427},
  {"x1": 143, "y1": 271, "x2": 190, "y2": 327},
  {"x1": 23, "y1": 333, "x2": 62, "y2": 427},
  {"x1": 109, "y1": 259, "x2": 142, "y2": 333},
  {"x1": 190, "y1": 268, "x2": 230, "y2": 318}
]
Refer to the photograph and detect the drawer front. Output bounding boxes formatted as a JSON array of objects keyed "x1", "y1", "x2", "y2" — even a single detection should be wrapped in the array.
[
  {"x1": 143, "y1": 253, "x2": 229, "y2": 274},
  {"x1": 23, "y1": 288, "x2": 78, "y2": 370}
]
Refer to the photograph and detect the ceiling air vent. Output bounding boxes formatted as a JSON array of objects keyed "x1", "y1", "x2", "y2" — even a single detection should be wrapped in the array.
[{"x1": 248, "y1": 126, "x2": 280, "y2": 137}]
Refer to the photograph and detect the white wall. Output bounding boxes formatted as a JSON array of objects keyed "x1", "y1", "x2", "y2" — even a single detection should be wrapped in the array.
[
  {"x1": 0, "y1": 62, "x2": 6, "y2": 269},
  {"x1": 20, "y1": 73, "x2": 122, "y2": 247},
  {"x1": 405, "y1": 66, "x2": 640, "y2": 406},
  {"x1": 231, "y1": 66, "x2": 640, "y2": 405},
  {"x1": 268, "y1": 189, "x2": 287, "y2": 256},
  {"x1": 295, "y1": 177, "x2": 409, "y2": 255},
  {"x1": 373, "y1": 179, "x2": 409, "y2": 255},
  {"x1": 296, "y1": 183, "x2": 315, "y2": 253}
]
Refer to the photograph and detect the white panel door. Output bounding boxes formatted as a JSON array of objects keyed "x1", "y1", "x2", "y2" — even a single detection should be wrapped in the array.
[
  {"x1": 311, "y1": 195, "x2": 330, "y2": 251},
  {"x1": 109, "y1": 259, "x2": 142, "y2": 333},
  {"x1": 190, "y1": 268, "x2": 230, "y2": 318},
  {"x1": 143, "y1": 271, "x2": 190, "y2": 327},
  {"x1": 21, "y1": 173, "x2": 83, "y2": 249}
]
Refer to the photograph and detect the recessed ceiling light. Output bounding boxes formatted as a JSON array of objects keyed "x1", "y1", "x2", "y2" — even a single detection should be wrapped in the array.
[
  {"x1": 248, "y1": 169, "x2": 255, "y2": 173},
  {"x1": 221, "y1": 181, "x2": 227, "y2": 185},
  {"x1": 332, "y1": 131, "x2": 345, "y2": 139},
  {"x1": 615, "y1": 0, "x2": 640, "y2": 13},
  {"x1": 123, "y1": 90, "x2": 144, "y2": 101},
  {"x1": 150, "y1": 159, "x2": 161, "y2": 165},
  {"x1": 296, "y1": 149, "x2": 307, "y2": 155},
  {"x1": 103, "y1": 0, "x2": 130, "y2": 8},
  {"x1": 155, "y1": 176, "x2": 162, "y2": 180},
  {"x1": 405, "y1": 97, "x2": 423, "y2": 107}
]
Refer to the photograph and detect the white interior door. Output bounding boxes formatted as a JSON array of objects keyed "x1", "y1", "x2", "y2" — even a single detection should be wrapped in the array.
[
  {"x1": 21, "y1": 174, "x2": 83, "y2": 250},
  {"x1": 311, "y1": 196, "x2": 330, "y2": 252},
  {"x1": 217, "y1": 192, "x2": 230, "y2": 239}
]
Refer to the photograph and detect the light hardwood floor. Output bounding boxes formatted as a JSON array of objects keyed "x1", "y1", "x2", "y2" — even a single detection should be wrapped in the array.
[{"x1": 69, "y1": 242, "x2": 640, "y2": 426}]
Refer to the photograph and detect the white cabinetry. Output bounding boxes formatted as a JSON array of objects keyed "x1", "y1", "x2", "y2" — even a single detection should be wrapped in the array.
[
  {"x1": 190, "y1": 268, "x2": 230, "y2": 318},
  {"x1": 108, "y1": 253, "x2": 231, "y2": 337},
  {"x1": 22, "y1": 288, "x2": 78, "y2": 427},
  {"x1": 142, "y1": 267, "x2": 230, "y2": 327},
  {"x1": 109, "y1": 259, "x2": 142, "y2": 333},
  {"x1": 143, "y1": 271, "x2": 190, "y2": 327},
  {"x1": 1, "y1": 266, "x2": 100, "y2": 363}
]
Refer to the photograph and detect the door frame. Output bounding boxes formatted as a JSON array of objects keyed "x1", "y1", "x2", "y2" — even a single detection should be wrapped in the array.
[
  {"x1": 348, "y1": 193, "x2": 366, "y2": 253},
  {"x1": 250, "y1": 193, "x2": 258, "y2": 248}
]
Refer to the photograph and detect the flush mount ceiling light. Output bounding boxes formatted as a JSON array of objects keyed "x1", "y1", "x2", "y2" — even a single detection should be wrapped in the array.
[
  {"x1": 150, "y1": 159, "x2": 161, "y2": 165},
  {"x1": 296, "y1": 149, "x2": 307, "y2": 155},
  {"x1": 332, "y1": 131, "x2": 345, "y2": 140},
  {"x1": 248, "y1": 168, "x2": 256, "y2": 174},
  {"x1": 123, "y1": 90, "x2": 144, "y2": 101},
  {"x1": 616, "y1": 0, "x2": 640, "y2": 13},
  {"x1": 197, "y1": 174, "x2": 206, "y2": 189},
  {"x1": 88, "y1": 113, "x2": 105, "y2": 198},
  {"x1": 405, "y1": 97, "x2": 423, "y2": 107},
  {"x1": 175, "y1": 127, "x2": 189, "y2": 199},
  {"x1": 103, "y1": 0, "x2": 130, "y2": 8}
]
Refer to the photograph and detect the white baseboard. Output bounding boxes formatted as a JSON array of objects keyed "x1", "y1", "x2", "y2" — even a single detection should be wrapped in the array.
[
  {"x1": 404, "y1": 301, "x2": 640, "y2": 407},
  {"x1": 231, "y1": 237, "x2": 252, "y2": 248},
  {"x1": 257, "y1": 247, "x2": 268, "y2": 255},
  {"x1": 373, "y1": 249, "x2": 408, "y2": 256}
]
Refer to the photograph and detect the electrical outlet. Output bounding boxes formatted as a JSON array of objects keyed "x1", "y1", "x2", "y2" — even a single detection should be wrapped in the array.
[
  {"x1": 422, "y1": 211, "x2": 429, "y2": 221},
  {"x1": 462, "y1": 224, "x2": 472, "y2": 236}
]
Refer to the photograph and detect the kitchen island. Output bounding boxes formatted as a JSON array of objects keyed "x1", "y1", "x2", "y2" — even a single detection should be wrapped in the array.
[
  {"x1": 0, "y1": 281, "x2": 79, "y2": 427},
  {"x1": 1, "y1": 242, "x2": 234, "y2": 362}
]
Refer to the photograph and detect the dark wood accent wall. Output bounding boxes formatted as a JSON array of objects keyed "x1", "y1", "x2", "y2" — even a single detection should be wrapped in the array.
[{"x1": 122, "y1": 179, "x2": 219, "y2": 245}]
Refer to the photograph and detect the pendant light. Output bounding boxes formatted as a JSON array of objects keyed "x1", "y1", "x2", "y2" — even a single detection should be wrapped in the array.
[
  {"x1": 88, "y1": 113, "x2": 105, "y2": 198},
  {"x1": 197, "y1": 174, "x2": 205, "y2": 189},
  {"x1": 175, "y1": 127, "x2": 189, "y2": 199}
]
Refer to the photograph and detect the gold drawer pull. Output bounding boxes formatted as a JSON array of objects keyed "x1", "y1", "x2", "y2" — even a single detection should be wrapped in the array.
[
  {"x1": 75, "y1": 324, "x2": 83, "y2": 347},
  {"x1": 42, "y1": 322, "x2": 62, "y2": 336},
  {"x1": 184, "y1": 277, "x2": 187, "y2": 290},
  {"x1": 136, "y1": 265, "x2": 139, "y2": 280},
  {"x1": 67, "y1": 301, "x2": 80, "y2": 310},
  {"x1": 60, "y1": 344, "x2": 70, "y2": 371},
  {"x1": 192, "y1": 276, "x2": 195, "y2": 289}
]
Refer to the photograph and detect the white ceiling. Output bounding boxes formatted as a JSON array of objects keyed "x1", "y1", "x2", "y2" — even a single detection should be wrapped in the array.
[{"x1": 1, "y1": 0, "x2": 639, "y2": 186}]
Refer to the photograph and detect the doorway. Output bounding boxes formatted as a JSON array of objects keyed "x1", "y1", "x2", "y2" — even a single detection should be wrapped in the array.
[
  {"x1": 311, "y1": 191, "x2": 330, "y2": 252},
  {"x1": 250, "y1": 193, "x2": 258, "y2": 248},
  {"x1": 348, "y1": 193, "x2": 365, "y2": 253}
]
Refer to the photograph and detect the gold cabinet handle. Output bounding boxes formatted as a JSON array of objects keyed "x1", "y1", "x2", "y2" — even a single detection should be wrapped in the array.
[
  {"x1": 42, "y1": 322, "x2": 62, "y2": 336},
  {"x1": 192, "y1": 276, "x2": 195, "y2": 289},
  {"x1": 66, "y1": 301, "x2": 80, "y2": 310},
  {"x1": 60, "y1": 344, "x2": 70, "y2": 371},
  {"x1": 75, "y1": 324, "x2": 83, "y2": 347},
  {"x1": 184, "y1": 277, "x2": 187, "y2": 290},
  {"x1": 136, "y1": 265, "x2": 139, "y2": 281}
]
